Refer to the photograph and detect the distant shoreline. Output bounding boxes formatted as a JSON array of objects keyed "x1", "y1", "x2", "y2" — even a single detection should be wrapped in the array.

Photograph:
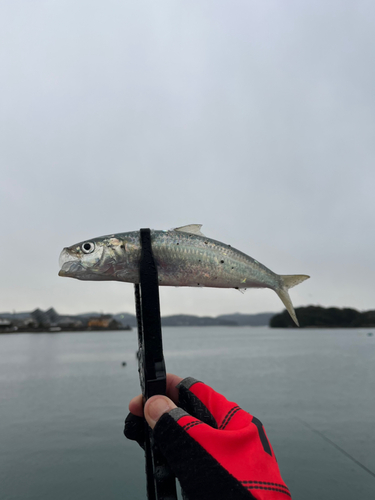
[
  {"x1": 1, "y1": 307, "x2": 374, "y2": 333},
  {"x1": 0, "y1": 326, "x2": 133, "y2": 334},
  {"x1": 1, "y1": 325, "x2": 374, "y2": 336},
  {"x1": 0, "y1": 309, "x2": 274, "y2": 333}
]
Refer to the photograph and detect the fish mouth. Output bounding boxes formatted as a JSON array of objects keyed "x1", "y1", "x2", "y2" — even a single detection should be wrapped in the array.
[
  {"x1": 58, "y1": 248, "x2": 83, "y2": 277},
  {"x1": 58, "y1": 265, "x2": 80, "y2": 277}
]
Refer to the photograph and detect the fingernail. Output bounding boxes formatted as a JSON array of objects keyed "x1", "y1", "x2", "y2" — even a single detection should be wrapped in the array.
[{"x1": 145, "y1": 396, "x2": 176, "y2": 428}]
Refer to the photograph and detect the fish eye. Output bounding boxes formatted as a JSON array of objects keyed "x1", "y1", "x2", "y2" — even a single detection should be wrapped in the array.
[{"x1": 81, "y1": 242, "x2": 95, "y2": 254}]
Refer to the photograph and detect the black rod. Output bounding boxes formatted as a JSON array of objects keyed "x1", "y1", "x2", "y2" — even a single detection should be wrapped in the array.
[{"x1": 134, "y1": 228, "x2": 177, "y2": 500}]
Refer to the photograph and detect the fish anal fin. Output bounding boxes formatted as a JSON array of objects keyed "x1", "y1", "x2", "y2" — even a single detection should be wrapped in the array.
[{"x1": 174, "y1": 224, "x2": 205, "y2": 236}]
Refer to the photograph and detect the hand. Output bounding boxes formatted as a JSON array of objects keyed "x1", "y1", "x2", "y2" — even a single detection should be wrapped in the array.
[
  {"x1": 128, "y1": 373, "x2": 183, "y2": 427},
  {"x1": 125, "y1": 374, "x2": 291, "y2": 500}
]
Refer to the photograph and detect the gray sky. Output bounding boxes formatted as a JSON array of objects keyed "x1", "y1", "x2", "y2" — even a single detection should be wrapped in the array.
[{"x1": 1, "y1": 0, "x2": 374, "y2": 317}]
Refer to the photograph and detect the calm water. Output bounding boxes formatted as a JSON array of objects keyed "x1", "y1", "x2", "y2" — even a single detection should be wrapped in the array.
[{"x1": 1, "y1": 327, "x2": 374, "y2": 500}]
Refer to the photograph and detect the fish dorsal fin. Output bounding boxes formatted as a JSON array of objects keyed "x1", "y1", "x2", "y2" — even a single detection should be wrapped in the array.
[{"x1": 174, "y1": 224, "x2": 205, "y2": 236}]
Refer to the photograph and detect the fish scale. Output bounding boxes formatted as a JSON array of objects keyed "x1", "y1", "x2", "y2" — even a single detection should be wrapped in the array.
[{"x1": 151, "y1": 230, "x2": 278, "y2": 290}]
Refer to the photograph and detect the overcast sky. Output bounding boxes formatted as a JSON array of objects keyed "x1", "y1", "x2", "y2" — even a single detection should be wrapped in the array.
[{"x1": 1, "y1": 0, "x2": 374, "y2": 317}]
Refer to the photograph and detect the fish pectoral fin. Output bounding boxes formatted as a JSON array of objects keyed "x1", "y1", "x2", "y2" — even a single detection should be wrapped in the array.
[{"x1": 174, "y1": 224, "x2": 205, "y2": 236}]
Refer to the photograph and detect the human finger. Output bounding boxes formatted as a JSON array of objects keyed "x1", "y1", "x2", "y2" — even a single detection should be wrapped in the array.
[
  {"x1": 144, "y1": 395, "x2": 177, "y2": 429},
  {"x1": 128, "y1": 373, "x2": 183, "y2": 417},
  {"x1": 128, "y1": 394, "x2": 144, "y2": 417}
]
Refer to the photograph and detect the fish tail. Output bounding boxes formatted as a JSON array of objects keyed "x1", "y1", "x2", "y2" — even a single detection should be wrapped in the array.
[{"x1": 276, "y1": 274, "x2": 310, "y2": 326}]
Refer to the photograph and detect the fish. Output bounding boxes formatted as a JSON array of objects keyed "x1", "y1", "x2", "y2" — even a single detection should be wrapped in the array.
[{"x1": 59, "y1": 224, "x2": 309, "y2": 326}]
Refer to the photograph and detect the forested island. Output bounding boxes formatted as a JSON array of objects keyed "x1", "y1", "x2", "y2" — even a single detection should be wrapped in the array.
[{"x1": 270, "y1": 306, "x2": 375, "y2": 328}]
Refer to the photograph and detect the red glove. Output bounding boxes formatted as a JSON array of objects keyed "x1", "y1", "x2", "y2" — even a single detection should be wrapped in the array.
[{"x1": 125, "y1": 376, "x2": 291, "y2": 500}]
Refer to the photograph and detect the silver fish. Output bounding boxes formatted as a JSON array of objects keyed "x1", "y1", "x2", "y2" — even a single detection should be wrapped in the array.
[{"x1": 59, "y1": 224, "x2": 309, "y2": 325}]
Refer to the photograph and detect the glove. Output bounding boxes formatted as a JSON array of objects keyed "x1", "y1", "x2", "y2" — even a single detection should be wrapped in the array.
[{"x1": 125, "y1": 376, "x2": 291, "y2": 500}]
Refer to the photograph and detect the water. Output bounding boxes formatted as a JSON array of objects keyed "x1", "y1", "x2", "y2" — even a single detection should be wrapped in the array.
[{"x1": 1, "y1": 327, "x2": 374, "y2": 499}]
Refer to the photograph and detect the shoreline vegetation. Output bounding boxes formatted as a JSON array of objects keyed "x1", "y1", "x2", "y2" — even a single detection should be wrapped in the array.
[
  {"x1": 270, "y1": 306, "x2": 375, "y2": 328},
  {"x1": 0, "y1": 307, "x2": 374, "y2": 333}
]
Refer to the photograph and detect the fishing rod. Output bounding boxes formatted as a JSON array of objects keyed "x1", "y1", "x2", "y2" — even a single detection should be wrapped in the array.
[
  {"x1": 134, "y1": 228, "x2": 178, "y2": 500},
  {"x1": 296, "y1": 418, "x2": 375, "y2": 479}
]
